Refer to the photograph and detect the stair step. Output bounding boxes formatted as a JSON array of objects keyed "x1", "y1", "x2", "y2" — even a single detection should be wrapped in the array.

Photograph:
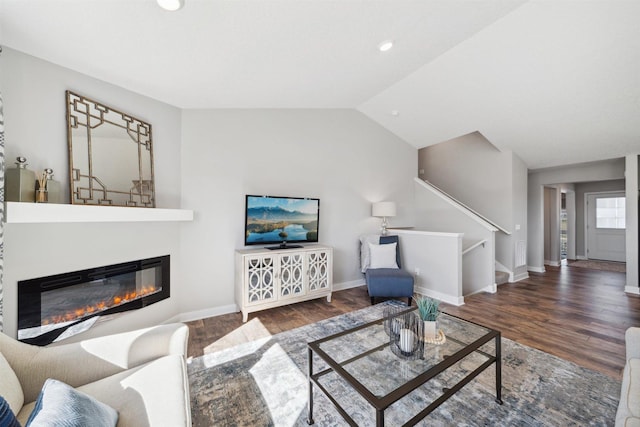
[{"x1": 495, "y1": 271, "x2": 509, "y2": 285}]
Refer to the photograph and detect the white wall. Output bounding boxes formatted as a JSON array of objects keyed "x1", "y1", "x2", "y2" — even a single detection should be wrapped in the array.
[
  {"x1": 178, "y1": 109, "x2": 417, "y2": 316},
  {"x1": 391, "y1": 230, "x2": 464, "y2": 306},
  {"x1": 2, "y1": 222, "x2": 184, "y2": 341},
  {"x1": 0, "y1": 47, "x2": 182, "y2": 208},
  {"x1": 0, "y1": 48, "x2": 185, "y2": 339}
]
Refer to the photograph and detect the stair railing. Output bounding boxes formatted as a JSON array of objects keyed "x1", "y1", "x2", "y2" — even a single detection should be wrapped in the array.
[{"x1": 462, "y1": 239, "x2": 487, "y2": 256}]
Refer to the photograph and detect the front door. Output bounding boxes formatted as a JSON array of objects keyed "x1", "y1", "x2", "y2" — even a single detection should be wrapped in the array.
[{"x1": 586, "y1": 192, "x2": 626, "y2": 262}]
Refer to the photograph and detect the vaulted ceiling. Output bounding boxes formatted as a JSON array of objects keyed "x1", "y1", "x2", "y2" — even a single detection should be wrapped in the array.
[{"x1": 1, "y1": 0, "x2": 638, "y2": 169}]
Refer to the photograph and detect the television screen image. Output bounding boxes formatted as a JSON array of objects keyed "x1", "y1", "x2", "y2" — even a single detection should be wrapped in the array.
[{"x1": 245, "y1": 195, "x2": 319, "y2": 247}]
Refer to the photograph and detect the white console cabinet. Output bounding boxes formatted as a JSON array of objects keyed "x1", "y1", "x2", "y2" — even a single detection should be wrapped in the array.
[{"x1": 235, "y1": 245, "x2": 333, "y2": 322}]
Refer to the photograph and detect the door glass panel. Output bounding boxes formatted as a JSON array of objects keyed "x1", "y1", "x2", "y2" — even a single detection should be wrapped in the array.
[{"x1": 596, "y1": 197, "x2": 625, "y2": 229}]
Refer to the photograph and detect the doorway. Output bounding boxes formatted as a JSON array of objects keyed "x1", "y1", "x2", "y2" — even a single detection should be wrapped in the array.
[{"x1": 586, "y1": 192, "x2": 626, "y2": 262}]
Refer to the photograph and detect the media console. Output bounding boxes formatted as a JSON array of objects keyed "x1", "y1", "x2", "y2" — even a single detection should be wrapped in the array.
[{"x1": 235, "y1": 245, "x2": 333, "y2": 322}]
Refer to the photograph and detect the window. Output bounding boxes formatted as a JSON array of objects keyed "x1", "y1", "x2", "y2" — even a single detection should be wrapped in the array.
[{"x1": 596, "y1": 197, "x2": 625, "y2": 229}]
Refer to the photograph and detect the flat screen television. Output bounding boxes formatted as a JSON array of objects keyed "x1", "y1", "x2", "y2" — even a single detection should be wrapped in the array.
[{"x1": 245, "y1": 195, "x2": 320, "y2": 249}]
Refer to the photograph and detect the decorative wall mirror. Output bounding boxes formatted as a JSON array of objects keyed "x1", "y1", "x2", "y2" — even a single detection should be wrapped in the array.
[{"x1": 66, "y1": 91, "x2": 155, "y2": 207}]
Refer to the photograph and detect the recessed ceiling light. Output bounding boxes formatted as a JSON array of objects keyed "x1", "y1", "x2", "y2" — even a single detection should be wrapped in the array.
[
  {"x1": 157, "y1": 0, "x2": 184, "y2": 11},
  {"x1": 378, "y1": 40, "x2": 394, "y2": 52},
  {"x1": 391, "y1": 110, "x2": 399, "y2": 117}
]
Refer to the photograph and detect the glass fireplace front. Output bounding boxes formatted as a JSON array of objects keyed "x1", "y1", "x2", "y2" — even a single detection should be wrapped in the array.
[{"x1": 18, "y1": 255, "x2": 170, "y2": 345}]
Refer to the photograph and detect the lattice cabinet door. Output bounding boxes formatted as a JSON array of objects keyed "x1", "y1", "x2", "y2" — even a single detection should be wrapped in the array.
[
  {"x1": 279, "y1": 253, "x2": 305, "y2": 300},
  {"x1": 236, "y1": 245, "x2": 332, "y2": 322},
  {"x1": 244, "y1": 255, "x2": 278, "y2": 306},
  {"x1": 307, "y1": 249, "x2": 331, "y2": 293}
]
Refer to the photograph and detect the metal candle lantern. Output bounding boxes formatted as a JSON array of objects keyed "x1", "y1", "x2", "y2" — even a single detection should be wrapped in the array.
[{"x1": 387, "y1": 310, "x2": 422, "y2": 360}]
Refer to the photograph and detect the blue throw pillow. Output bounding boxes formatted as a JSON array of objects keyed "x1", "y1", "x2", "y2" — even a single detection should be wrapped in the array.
[
  {"x1": 25, "y1": 379, "x2": 117, "y2": 427},
  {"x1": 0, "y1": 395, "x2": 21, "y2": 427}
]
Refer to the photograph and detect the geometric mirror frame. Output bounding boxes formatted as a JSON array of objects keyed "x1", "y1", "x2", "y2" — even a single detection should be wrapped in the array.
[{"x1": 66, "y1": 90, "x2": 155, "y2": 207}]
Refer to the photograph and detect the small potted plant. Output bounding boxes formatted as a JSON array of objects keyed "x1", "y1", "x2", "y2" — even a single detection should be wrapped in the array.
[{"x1": 416, "y1": 296, "x2": 440, "y2": 340}]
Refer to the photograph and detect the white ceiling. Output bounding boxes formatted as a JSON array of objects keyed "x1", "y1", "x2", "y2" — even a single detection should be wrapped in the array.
[{"x1": 1, "y1": 0, "x2": 639, "y2": 169}]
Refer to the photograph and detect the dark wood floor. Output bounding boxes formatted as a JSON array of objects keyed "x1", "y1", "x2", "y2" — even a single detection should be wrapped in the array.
[
  {"x1": 442, "y1": 265, "x2": 639, "y2": 380},
  {"x1": 186, "y1": 264, "x2": 639, "y2": 380},
  {"x1": 186, "y1": 286, "x2": 372, "y2": 357}
]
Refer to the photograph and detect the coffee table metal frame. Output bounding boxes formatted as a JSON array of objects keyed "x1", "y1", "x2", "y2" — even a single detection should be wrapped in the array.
[{"x1": 306, "y1": 309, "x2": 502, "y2": 427}]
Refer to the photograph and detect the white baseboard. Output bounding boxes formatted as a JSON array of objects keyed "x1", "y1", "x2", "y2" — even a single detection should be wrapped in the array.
[
  {"x1": 415, "y1": 285, "x2": 464, "y2": 306},
  {"x1": 513, "y1": 272, "x2": 530, "y2": 282},
  {"x1": 333, "y1": 279, "x2": 365, "y2": 291},
  {"x1": 544, "y1": 260, "x2": 561, "y2": 267},
  {"x1": 528, "y1": 266, "x2": 545, "y2": 273},
  {"x1": 577, "y1": 255, "x2": 588, "y2": 260},
  {"x1": 463, "y1": 284, "x2": 497, "y2": 297},
  {"x1": 165, "y1": 280, "x2": 367, "y2": 324},
  {"x1": 164, "y1": 304, "x2": 238, "y2": 324},
  {"x1": 625, "y1": 286, "x2": 640, "y2": 295}
]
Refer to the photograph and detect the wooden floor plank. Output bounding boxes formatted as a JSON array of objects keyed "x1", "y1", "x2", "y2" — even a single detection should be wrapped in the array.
[{"x1": 186, "y1": 264, "x2": 639, "y2": 379}]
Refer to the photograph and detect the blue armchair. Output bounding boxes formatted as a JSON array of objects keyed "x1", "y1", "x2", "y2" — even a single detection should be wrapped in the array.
[{"x1": 362, "y1": 235, "x2": 414, "y2": 306}]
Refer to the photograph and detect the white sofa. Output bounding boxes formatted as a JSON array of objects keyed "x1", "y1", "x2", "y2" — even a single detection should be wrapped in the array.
[
  {"x1": 616, "y1": 327, "x2": 640, "y2": 427},
  {"x1": 0, "y1": 323, "x2": 191, "y2": 426}
]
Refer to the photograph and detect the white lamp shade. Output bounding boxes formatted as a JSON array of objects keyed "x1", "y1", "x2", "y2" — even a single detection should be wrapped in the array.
[
  {"x1": 157, "y1": 0, "x2": 184, "y2": 11},
  {"x1": 372, "y1": 201, "x2": 396, "y2": 218}
]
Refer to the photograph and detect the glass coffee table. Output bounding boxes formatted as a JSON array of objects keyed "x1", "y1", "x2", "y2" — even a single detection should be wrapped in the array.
[{"x1": 307, "y1": 308, "x2": 502, "y2": 426}]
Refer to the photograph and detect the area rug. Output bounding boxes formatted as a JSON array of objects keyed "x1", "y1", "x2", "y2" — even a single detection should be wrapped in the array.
[
  {"x1": 569, "y1": 260, "x2": 626, "y2": 273},
  {"x1": 188, "y1": 302, "x2": 621, "y2": 426}
]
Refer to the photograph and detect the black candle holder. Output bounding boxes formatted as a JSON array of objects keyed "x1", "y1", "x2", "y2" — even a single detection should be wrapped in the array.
[{"x1": 386, "y1": 309, "x2": 422, "y2": 360}]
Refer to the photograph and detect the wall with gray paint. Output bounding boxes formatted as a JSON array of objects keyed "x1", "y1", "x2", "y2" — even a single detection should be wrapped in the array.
[
  {"x1": 0, "y1": 48, "x2": 185, "y2": 339},
  {"x1": 179, "y1": 109, "x2": 417, "y2": 315},
  {"x1": 412, "y1": 180, "x2": 495, "y2": 295},
  {"x1": 418, "y1": 131, "x2": 528, "y2": 276},
  {"x1": 0, "y1": 47, "x2": 182, "y2": 208},
  {"x1": 418, "y1": 131, "x2": 512, "y2": 229},
  {"x1": 1, "y1": 48, "x2": 419, "y2": 328},
  {"x1": 558, "y1": 184, "x2": 576, "y2": 260},
  {"x1": 511, "y1": 154, "x2": 529, "y2": 278},
  {"x1": 543, "y1": 186, "x2": 560, "y2": 264},
  {"x1": 527, "y1": 158, "x2": 625, "y2": 270}
]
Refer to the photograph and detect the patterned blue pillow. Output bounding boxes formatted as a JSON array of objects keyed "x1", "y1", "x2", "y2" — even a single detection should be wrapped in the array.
[
  {"x1": 25, "y1": 379, "x2": 117, "y2": 427},
  {"x1": 0, "y1": 395, "x2": 21, "y2": 427}
]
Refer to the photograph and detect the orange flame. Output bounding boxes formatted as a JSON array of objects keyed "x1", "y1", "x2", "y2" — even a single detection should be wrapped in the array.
[{"x1": 41, "y1": 285, "x2": 159, "y2": 326}]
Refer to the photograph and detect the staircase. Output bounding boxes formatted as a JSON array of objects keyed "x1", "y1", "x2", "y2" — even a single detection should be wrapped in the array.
[
  {"x1": 416, "y1": 178, "x2": 526, "y2": 293},
  {"x1": 495, "y1": 271, "x2": 509, "y2": 286}
]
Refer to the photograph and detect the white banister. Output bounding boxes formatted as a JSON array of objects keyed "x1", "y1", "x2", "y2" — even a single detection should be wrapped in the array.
[
  {"x1": 411, "y1": 177, "x2": 499, "y2": 301},
  {"x1": 415, "y1": 178, "x2": 510, "y2": 235},
  {"x1": 462, "y1": 239, "x2": 487, "y2": 255}
]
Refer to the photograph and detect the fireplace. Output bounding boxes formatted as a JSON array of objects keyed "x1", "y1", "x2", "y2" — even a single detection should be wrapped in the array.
[{"x1": 18, "y1": 255, "x2": 170, "y2": 346}]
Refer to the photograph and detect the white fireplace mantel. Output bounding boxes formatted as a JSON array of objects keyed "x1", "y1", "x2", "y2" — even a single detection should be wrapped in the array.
[{"x1": 5, "y1": 202, "x2": 194, "y2": 223}]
